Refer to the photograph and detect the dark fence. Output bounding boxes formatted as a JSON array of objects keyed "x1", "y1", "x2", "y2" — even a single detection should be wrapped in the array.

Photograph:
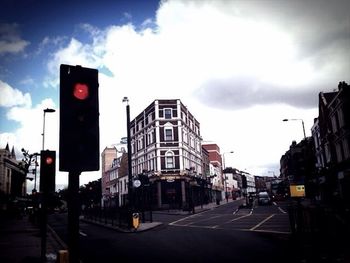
[
  {"x1": 287, "y1": 200, "x2": 350, "y2": 237},
  {"x1": 82, "y1": 206, "x2": 153, "y2": 228}
]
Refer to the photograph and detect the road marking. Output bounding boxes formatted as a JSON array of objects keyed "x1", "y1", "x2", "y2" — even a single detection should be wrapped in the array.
[
  {"x1": 229, "y1": 213, "x2": 252, "y2": 222},
  {"x1": 250, "y1": 229, "x2": 291, "y2": 235},
  {"x1": 232, "y1": 208, "x2": 239, "y2": 214},
  {"x1": 79, "y1": 230, "x2": 87, "y2": 237},
  {"x1": 171, "y1": 224, "x2": 218, "y2": 229},
  {"x1": 169, "y1": 213, "x2": 199, "y2": 225},
  {"x1": 250, "y1": 214, "x2": 275, "y2": 231},
  {"x1": 278, "y1": 207, "x2": 287, "y2": 214}
]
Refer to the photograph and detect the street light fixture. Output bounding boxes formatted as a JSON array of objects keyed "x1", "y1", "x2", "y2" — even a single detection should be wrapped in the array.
[
  {"x1": 282, "y1": 118, "x2": 306, "y2": 139},
  {"x1": 222, "y1": 151, "x2": 234, "y2": 203},
  {"x1": 42, "y1": 108, "x2": 56, "y2": 150}
]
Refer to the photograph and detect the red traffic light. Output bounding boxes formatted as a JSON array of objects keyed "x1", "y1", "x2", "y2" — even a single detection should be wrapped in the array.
[
  {"x1": 46, "y1": 156, "x2": 53, "y2": 165},
  {"x1": 73, "y1": 83, "x2": 89, "y2": 100}
]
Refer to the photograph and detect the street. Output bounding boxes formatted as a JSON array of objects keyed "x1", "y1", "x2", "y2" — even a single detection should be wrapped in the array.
[{"x1": 48, "y1": 199, "x2": 306, "y2": 263}]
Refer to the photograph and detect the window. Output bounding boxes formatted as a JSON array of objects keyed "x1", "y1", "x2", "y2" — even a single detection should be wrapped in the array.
[
  {"x1": 165, "y1": 128, "x2": 173, "y2": 141},
  {"x1": 335, "y1": 143, "x2": 343, "y2": 163},
  {"x1": 183, "y1": 130, "x2": 188, "y2": 143},
  {"x1": 164, "y1": 108, "x2": 172, "y2": 119},
  {"x1": 343, "y1": 138, "x2": 350, "y2": 160},
  {"x1": 138, "y1": 138, "x2": 143, "y2": 150},
  {"x1": 338, "y1": 109, "x2": 345, "y2": 128},
  {"x1": 147, "y1": 129, "x2": 154, "y2": 145},
  {"x1": 148, "y1": 113, "x2": 153, "y2": 124},
  {"x1": 166, "y1": 151, "x2": 175, "y2": 169},
  {"x1": 190, "y1": 136, "x2": 194, "y2": 148}
]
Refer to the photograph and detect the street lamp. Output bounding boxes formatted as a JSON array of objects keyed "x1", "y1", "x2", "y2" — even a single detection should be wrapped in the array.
[
  {"x1": 282, "y1": 118, "x2": 306, "y2": 139},
  {"x1": 122, "y1": 97, "x2": 133, "y2": 209},
  {"x1": 21, "y1": 149, "x2": 40, "y2": 192},
  {"x1": 42, "y1": 108, "x2": 56, "y2": 150},
  {"x1": 222, "y1": 151, "x2": 234, "y2": 203}
]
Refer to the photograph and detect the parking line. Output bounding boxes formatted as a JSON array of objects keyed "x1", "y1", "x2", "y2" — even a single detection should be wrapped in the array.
[{"x1": 250, "y1": 214, "x2": 275, "y2": 231}]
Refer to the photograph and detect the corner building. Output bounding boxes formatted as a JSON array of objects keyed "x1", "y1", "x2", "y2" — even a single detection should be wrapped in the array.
[{"x1": 130, "y1": 99, "x2": 203, "y2": 209}]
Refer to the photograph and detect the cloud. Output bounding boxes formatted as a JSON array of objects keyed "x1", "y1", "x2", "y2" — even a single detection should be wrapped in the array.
[
  {"x1": 196, "y1": 77, "x2": 324, "y2": 110},
  {"x1": 0, "y1": 80, "x2": 32, "y2": 107},
  {"x1": 0, "y1": 23, "x2": 30, "y2": 55}
]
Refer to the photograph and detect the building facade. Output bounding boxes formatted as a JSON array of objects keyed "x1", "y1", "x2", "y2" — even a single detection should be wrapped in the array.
[
  {"x1": 0, "y1": 144, "x2": 26, "y2": 210},
  {"x1": 315, "y1": 81, "x2": 350, "y2": 204},
  {"x1": 101, "y1": 147, "x2": 117, "y2": 206},
  {"x1": 202, "y1": 143, "x2": 224, "y2": 201},
  {"x1": 130, "y1": 99, "x2": 205, "y2": 209}
]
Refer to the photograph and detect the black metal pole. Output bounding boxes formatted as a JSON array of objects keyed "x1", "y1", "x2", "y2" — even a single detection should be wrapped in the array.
[
  {"x1": 68, "y1": 171, "x2": 80, "y2": 263},
  {"x1": 40, "y1": 192, "x2": 47, "y2": 263},
  {"x1": 126, "y1": 104, "x2": 134, "y2": 228}
]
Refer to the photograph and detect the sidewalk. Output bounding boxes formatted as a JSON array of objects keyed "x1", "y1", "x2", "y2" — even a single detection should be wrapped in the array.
[{"x1": 0, "y1": 214, "x2": 65, "y2": 263}]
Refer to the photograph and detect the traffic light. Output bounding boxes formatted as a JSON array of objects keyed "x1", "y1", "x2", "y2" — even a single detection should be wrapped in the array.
[
  {"x1": 59, "y1": 64, "x2": 100, "y2": 172},
  {"x1": 40, "y1": 150, "x2": 56, "y2": 193}
]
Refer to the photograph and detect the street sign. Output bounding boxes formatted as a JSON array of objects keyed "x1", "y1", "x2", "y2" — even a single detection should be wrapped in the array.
[
  {"x1": 290, "y1": 185, "x2": 305, "y2": 197},
  {"x1": 133, "y1": 179, "x2": 141, "y2": 188}
]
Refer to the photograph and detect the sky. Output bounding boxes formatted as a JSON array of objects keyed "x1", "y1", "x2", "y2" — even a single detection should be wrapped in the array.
[{"x1": 1, "y1": 0, "x2": 349, "y2": 191}]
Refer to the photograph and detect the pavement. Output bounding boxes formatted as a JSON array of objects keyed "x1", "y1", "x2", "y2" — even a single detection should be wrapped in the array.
[{"x1": 0, "y1": 214, "x2": 66, "y2": 263}]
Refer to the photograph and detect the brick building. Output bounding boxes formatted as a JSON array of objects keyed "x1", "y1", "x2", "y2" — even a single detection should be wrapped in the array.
[{"x1": 130, "y1": 99, "x2": 206, "y2": 209}]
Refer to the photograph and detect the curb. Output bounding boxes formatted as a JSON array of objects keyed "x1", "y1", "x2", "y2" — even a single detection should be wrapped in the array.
[{"x1": 81, "y1": 218, "x2": 163, "y2": 233}]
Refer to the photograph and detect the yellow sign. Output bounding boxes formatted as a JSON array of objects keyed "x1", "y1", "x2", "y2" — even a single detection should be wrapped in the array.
[{"x1": 290, "y1": 185, "x2": 305, "y2": 197}]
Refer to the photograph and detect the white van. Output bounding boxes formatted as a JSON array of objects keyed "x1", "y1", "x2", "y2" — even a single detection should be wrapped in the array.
[{"x1": 258, "y1": 192, "x2": 271, "y2": 205}]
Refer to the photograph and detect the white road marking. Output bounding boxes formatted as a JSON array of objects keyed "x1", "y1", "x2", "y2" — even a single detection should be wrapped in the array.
[
  {"x1": 79, "y1": 230, "x2": 87, "y2": 237},
  {"x1": 229, "y1": 213, "x2": 252, "y2": 222},
  {"x1": 278, "y1": 207, "x2": 287, "y2": 214},
  {"x1": 250, "y1": 214, "x2": 275, "y2": 231}
]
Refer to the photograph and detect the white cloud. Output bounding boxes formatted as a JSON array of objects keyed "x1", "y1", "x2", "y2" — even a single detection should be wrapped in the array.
[
  {"x1": 0, "y1": 23, "x2": 30, "y2": 55},
  {"x1": 0, "y1": 80, "x2": 31, "y2": 107}
]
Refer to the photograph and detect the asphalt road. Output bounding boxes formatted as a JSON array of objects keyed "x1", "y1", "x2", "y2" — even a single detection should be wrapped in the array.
[{"x1": 49, "y1": 200, "x2": 300, "y2": 263}]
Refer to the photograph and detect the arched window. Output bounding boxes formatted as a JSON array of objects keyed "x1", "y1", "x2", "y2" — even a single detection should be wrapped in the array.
[{"x1": 165, "y1": 151, "x2": 175, "y2": 169}]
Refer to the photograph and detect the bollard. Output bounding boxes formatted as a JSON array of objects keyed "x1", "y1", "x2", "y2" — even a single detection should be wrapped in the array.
[
  {"x1": 132, "y1": 213, "x2": 140, "y2": 230},
  {"x1": 57, "y1": 250, "x2": 69, "y2": 263}
]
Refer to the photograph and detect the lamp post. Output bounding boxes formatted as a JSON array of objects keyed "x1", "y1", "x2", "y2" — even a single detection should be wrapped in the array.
[
  {"x1": 21, "y1": 149, "x2": 40, "y2": 192},
  {"x1": 42, "y1": 108, "x2": 56, "y2": 150},
  {"x1": 282, "y1": 118, "x2": 306, "y2": 140},
  {"x1": 122, "y1": 97, "x2": 133, "y2": 210},
  {"x1": 222, "y1": 151, "x2": 234, "y2": 203}
]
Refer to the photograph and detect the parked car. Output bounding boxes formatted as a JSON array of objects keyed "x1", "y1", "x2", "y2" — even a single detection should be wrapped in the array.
[{"x1": 258, "y1": 192, "x2": 271, "y2": 205}]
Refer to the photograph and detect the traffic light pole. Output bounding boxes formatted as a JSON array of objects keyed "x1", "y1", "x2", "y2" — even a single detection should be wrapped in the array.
[
  {"x1": 40, "y1": 192, "x2": 47, "y2": 263},
  {"x1": 68, "y1": 171, "x2": 80, "y2": 263}
]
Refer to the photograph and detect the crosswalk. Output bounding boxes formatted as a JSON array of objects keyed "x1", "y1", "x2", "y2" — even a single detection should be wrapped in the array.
[{"x1": 169, "y1": 203, "x2": 291, "y2": 235}]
